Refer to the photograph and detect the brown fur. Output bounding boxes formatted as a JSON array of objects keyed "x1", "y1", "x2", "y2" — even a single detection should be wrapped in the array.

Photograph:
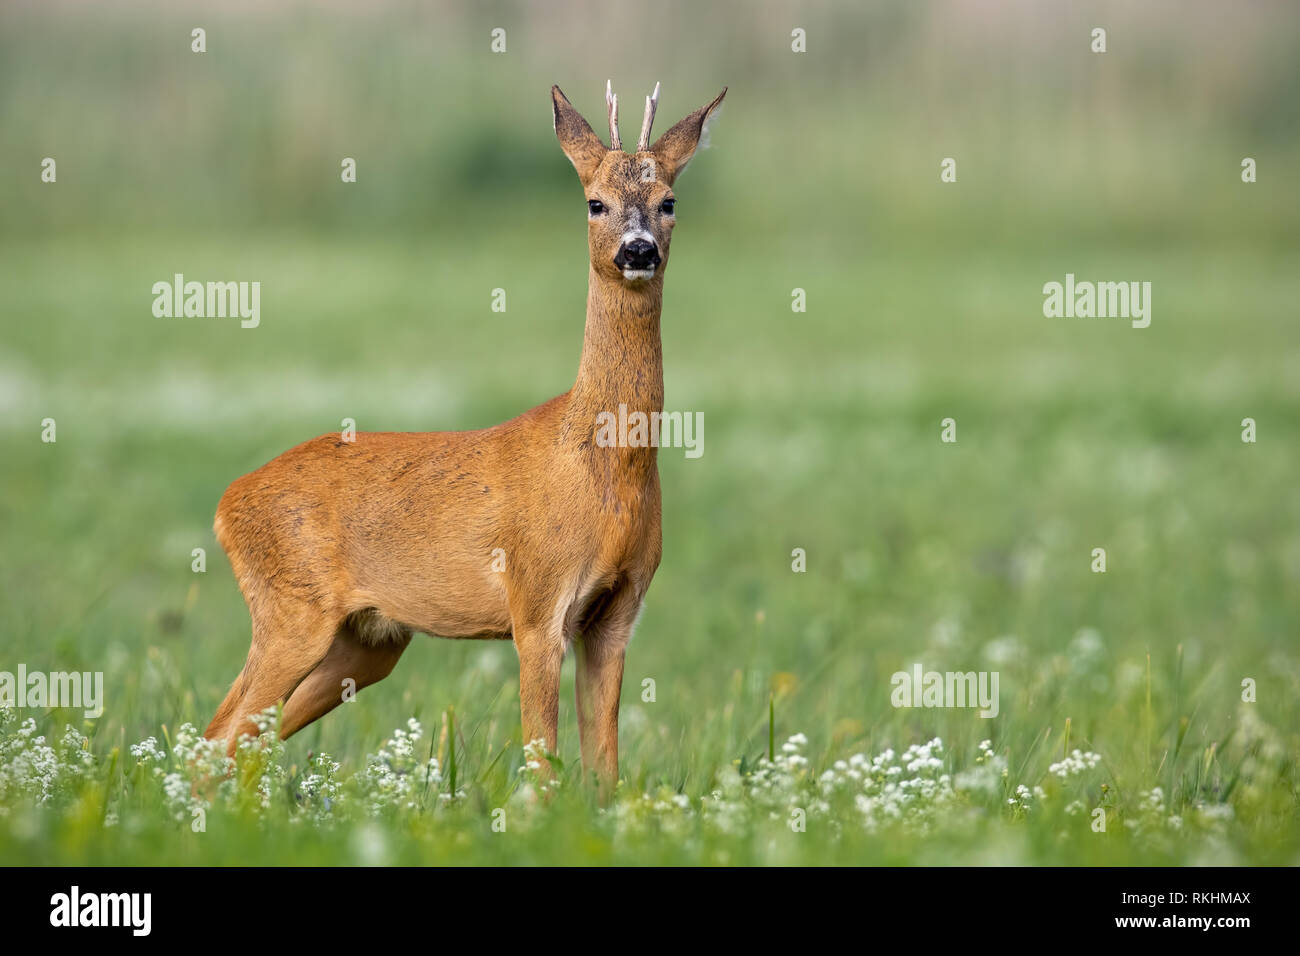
[{"x1": 203, "y1": 84, "x2": 726, "y2": 787}]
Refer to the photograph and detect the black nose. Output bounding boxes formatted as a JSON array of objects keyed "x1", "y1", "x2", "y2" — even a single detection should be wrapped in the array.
[{"x1": 614, "y1": 238, "x2": 661, "y2": 271}]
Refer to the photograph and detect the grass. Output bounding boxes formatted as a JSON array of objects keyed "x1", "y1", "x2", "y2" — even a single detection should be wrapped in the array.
[
  {"x1": 1, "y1": 230, "x2": 1297, "y2": 865},
  {"x1": 1, "y1": 0, "x2": 1297, "y2": 867}
]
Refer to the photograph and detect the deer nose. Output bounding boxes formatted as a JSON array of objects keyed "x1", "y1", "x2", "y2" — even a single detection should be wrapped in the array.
[{"x1": 614, "y1": 238, "x2": 660, "y2": 271}]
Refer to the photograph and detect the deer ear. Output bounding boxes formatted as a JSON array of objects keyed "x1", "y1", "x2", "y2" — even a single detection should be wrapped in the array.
[
  {"x1": 649, "y1": 87, "x2": 726, "y2": 184},
  {"x1": 552, "y1": 86, "x2": 607, "y2": 186}
]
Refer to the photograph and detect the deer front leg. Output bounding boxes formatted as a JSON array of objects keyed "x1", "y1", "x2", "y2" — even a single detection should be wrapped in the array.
[
  {"x1": 575, "y1": 590, "x2": 640, "y2": 793},
  {"x1": 512, "y1": 621, "x2": 565, "y2": 772}
]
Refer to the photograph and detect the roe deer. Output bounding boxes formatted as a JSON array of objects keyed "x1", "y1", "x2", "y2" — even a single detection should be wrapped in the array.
[{"x1": 204, "y1": 82, "x2": 726, "y2": 786}]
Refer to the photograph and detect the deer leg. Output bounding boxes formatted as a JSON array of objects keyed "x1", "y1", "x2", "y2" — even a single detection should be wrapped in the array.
[
  {"x1": 512, "y1": 618, "x2": 565, "y2": 769},
  {"x1": 204, "y1": 596, "x2": 339, "y2": 754},
  {"x1": 279, "y1": 625, "x2": 412, "y2": 739},
  {"x1": 575, "y1": 589, "x2": 640, "y2": 792}
]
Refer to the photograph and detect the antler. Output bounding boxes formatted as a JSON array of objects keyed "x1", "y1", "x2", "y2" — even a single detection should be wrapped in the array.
[
  {"x1": 636, "y1": 81, "x2": 661, "y2": 152},
  {"x1": 605, "y1": 79, "x2": 621, "y2": 151}
]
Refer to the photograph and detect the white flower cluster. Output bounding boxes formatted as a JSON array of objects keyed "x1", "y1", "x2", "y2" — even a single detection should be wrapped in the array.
[
  {"x1": 296, "y1": 752, "x2": 344, "y2": 824},
  {"x1": 1048, "y1": 749, "x2": 1102, "y2": 779},
  {"x1": 1008, "y1": 783, "x2": 1045, "y2": 811},
  {"x1": 709, "y1": 736, "x2": 960, "y2": 835},
  {"x1": 854, "y1": 752, "x2": 952, "y2": 828},
  {"x1": 0, "y1": 711, "x2": 96, "y2": 809},
  {"x1": 519, "y1": 737, "x2": 548, "y2": 774},
  {"x1": 360, "y1": 718, "x2": 445, "y2": 814},
  {"x1": 0, "y1": 707, "x2": 1247, "y2": 850},
  {"x1": 151, "y1": 721, "x2": 231, "y2": 823},
  {"x1": 129, "y1": 736, "x2": 165, "y2": 767},
  {"x1": 238, "y1": 708, "x2": 288, "y2": 811},
  {"x1": 953, "y1": 739, "x2": 1007, "y2": 797},
  {"x1": 1122, "y1": 786, "x2": 1233, "y2": 837},
  {"x1": 1138, "y1": 786, "x2": 1165, "y2": 813},
  {"x1": 512, "y1": 737, "x2": 563, "y2": 804}
]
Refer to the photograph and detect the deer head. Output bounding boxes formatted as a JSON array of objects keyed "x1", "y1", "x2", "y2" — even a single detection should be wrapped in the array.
[{"x1": 552, "y1": 82, "x2": 726, "y2": 286}]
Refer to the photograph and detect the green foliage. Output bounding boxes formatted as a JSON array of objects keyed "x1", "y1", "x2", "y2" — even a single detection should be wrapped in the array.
[{"x1": 1, "y1": 1, "x2": 1297, "y2": 864}]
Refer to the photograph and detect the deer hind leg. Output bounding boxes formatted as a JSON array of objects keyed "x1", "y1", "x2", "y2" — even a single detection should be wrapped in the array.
[
  {"x1": 575, "y1": 587, "x2": 640, "y2": 792},
  {"x1": 204, "y1": 594, "x2": 340, "y2": 754},
  {"x1": 279, "y1": 613, "x2": 412, "y2": 739}
]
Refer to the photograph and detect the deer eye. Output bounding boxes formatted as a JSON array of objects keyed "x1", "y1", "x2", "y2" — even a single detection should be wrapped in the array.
[
  {"x1": 587, "y1": 200, "x2": 605, "y2": 215},
  {"x1": 660, "y1": 199, "x2": 675, "y2": 214}
]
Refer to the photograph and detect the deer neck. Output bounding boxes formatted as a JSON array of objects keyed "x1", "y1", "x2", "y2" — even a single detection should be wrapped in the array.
[{"x1": 569, "y1": 267, "x2": 665, "y2": 428}]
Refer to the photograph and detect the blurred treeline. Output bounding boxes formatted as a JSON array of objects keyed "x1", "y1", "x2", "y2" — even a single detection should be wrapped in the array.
[{"x1": 2, "y1": 0, "x2": 1298, "y2": 246}]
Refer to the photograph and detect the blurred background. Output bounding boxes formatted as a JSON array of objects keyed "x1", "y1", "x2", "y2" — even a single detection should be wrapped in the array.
[{"x1": 1, "y1": 0, "x2": 1298, "y2": 863}]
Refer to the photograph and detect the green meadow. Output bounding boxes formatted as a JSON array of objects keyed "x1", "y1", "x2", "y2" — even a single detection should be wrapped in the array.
[{"x1": 1, "y1": 1, "x2": 1297, "y2": 865}]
